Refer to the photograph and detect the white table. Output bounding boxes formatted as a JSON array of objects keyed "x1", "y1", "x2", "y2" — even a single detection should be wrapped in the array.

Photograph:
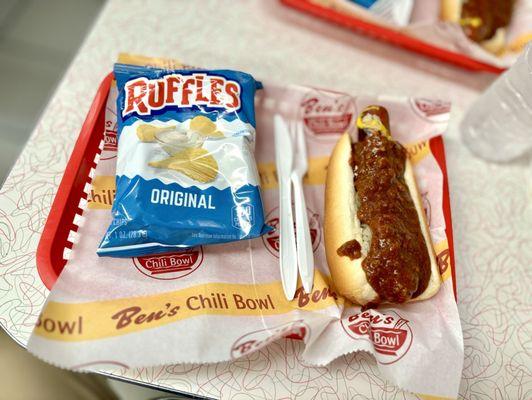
[{"x1": 0, "y1": 1, "x2": 530, "y2": 398}]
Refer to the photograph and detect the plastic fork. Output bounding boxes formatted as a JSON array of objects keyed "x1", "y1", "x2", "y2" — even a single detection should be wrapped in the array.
[{"x1": 290, "y1": 120, "x2": 314, "y2": 293}]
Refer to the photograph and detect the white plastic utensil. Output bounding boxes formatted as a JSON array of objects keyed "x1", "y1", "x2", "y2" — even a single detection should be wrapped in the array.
[
  {"x1": 290, "y1": 120, "x2": 314, "y2": 293},
  {"x1": 274, "y1": 114, "x2": 298, "y2": 300}
]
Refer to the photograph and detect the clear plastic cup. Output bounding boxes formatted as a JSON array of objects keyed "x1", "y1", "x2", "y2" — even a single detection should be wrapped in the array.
[{"x1": 461, "y1": 44, "x2": 532, "y2": 162}]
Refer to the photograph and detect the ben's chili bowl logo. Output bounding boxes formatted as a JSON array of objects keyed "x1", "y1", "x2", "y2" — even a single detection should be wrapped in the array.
[
  {"x1": 437, "y1": 248, "x2": 450, "y2": 275},
  {"x1": 103, "y1": 126, "x2": 117, "y2": 152},
  {"x1": 101, "y1": 124, "x2": 117, "y2": 160},
  {"x1": 103, "y1": 120, "x2": 117, "y2": 152},
  {"x1": 133, "y1": 247, "x2": 203, "y2": 280},
  {"x1": 300, "y1": 90, "x2": 356, "y2": 136},
  {"x1": 123, "y1": 73, "x2": 241, "y2": 116},
  {"x1": 231, "y1": 320, "x2": 309, "y2": 359},
  {"x1": 341, "y1": 309, "x2": 413, "y2": 364},
  {"x1": 410, "y1": 98, "x2": 451, "y2": 122},
  {"x1": 262, "y1": 206, "x2": 321, "y2": 257}
]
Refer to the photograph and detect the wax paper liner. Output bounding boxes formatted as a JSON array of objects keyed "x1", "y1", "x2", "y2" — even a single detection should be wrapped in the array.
[
  {"x1": 311, "y1": 0, "x2": 532, "y2": 68},
  {"x1": 27, "y1": 82, "x2": 463, "y2": 399}
]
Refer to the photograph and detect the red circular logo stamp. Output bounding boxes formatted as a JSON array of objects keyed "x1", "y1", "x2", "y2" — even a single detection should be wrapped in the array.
[
  {"x1": 300, "y1": 89, "x2": 356, "y2": 137},
  {"x1": 101, "y1": 119, "x2": 118, "y2": 161},
  {"x1": 341, "y1": 309, "x2": 413, "y2": 365},
  {"x1": 410, "y1": 98, "x2": 451, "y2": 123},
  {"x1": 262, "y1": 206, "x2": 321, "y2": 257},
  {"x1": 133, "y1": 247, "x2": 204, "y2": 280},
  {"x1": 230, "y1": 320, "x2": 309, "y2": 359}
]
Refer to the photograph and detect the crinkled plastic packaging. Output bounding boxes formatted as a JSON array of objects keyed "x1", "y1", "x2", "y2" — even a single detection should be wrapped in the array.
[{"x1": 98, "y1": 64, "x2": 270, "y2": 257}]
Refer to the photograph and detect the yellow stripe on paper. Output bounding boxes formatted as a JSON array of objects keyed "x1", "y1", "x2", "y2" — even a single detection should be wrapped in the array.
[
  {"x1": 117, "y1": 53, "x2": 184, "y2": 69},
  {"x1": 34, "y1": 272, "x2": 339, "y2": 342},
  {"x1": 87, "y1": 175, "x2": 116, "y2": 209},
  {"x1": 507, "y1": 33, "x2": 532, "y2": 54},
  {"x1": 88, "y1": 157, "x2": 330, "y2": 209},
  {"x1": 258, "y1": 156, "x2": 329, "y2": 190},
  {"x1": 88, "y1": 141, "x2": 429, "y2": 208},
  {"x1": 418, "y1": 394, "x2": 455, "y2": 400},
  {"x1": 406, "y1": 140, "x2": 430, "y2": 165}
]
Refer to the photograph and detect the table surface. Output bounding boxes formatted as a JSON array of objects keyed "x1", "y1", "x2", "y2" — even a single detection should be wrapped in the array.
[{"x1": 0, "y1": 1, "x2": 530, "y2": 399}]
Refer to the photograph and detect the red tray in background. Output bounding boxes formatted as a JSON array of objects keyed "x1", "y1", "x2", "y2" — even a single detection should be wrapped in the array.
[
  {"x1": 35, "y1": 72, "x2": 457, "y2": 302},
  {"x1": 282, "y1": 0, "x2": 505, "y2": 74}
]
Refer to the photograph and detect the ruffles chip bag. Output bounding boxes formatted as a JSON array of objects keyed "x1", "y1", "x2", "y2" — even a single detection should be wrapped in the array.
[{"x1": 98, "y1": 63, "x2": 270, "y2": 257}]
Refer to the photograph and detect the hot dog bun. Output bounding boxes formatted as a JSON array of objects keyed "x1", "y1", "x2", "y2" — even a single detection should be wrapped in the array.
[
  {"x1": 440, "y1": 0, "x2": 461, "y2": 23},
  {"x1": 324, "y1": 132, "x2": 441, "y2": 306},
  {"x1": 440, "y1": 0, "x2": 507, "y2": 54}
]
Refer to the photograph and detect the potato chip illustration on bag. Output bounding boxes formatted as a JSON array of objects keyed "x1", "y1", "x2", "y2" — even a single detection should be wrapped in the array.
[
  {"x1": 97, "y1": 63, "x2": 271, "y2": 257},
  {"x1": 136, "y1": 124, "x2": 176, "y2": 142},
  {"x1": 190, "y1": 115, "x2": 224, "y2": 138},
  {"x1": 138, "y1": 121, "x2": 219, "y2": 183},
  {"x1": 149, "y1": 147, "x2": 218, "y2": 183}
]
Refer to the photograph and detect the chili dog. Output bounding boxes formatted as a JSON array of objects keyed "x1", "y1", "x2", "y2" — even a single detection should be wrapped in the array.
[
  {"x1": 441, "y1": 0, "x2": 515, "y2": 54},
  {"x1": 324, "y1": 106, "x2": 441, "y2": 307}
]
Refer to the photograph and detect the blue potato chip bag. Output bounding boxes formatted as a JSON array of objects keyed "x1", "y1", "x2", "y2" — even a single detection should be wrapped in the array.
[{"x1": 97, "y1": 63, "x2": 271, "y2": 257}]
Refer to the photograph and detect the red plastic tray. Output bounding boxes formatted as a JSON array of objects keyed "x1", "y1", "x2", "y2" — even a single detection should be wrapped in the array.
[
  {"x1": 36, "y1": 73, "x2": 113, "y2": 290},
  {"x1": 35, "y1": 73, "x2": 457, "y2": 301},
  {"x1": 282, "y1": 0, "x2": 505, "y2": 74}
]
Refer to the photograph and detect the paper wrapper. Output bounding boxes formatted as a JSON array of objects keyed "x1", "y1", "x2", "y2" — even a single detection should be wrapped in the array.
[
  {"x1": 27, "y1": 81, "x2": 463, "y2": 398},
  {"x1": 310, "y1": 0, "x2": 532, "y2": 68}
]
